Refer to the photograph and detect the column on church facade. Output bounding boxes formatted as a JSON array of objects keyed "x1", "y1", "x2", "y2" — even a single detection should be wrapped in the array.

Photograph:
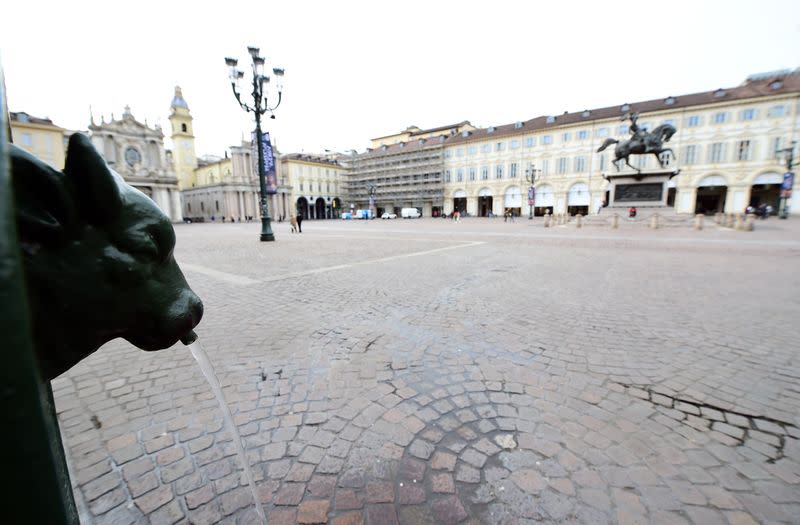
[{"x1": 170, "y1": 189, "x2": 184, "y2": 222}]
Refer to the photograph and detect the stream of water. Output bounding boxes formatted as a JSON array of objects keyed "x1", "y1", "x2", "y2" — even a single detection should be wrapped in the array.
[{"x1": 187, "y1": 340, "x2": 267, "y2": 525}]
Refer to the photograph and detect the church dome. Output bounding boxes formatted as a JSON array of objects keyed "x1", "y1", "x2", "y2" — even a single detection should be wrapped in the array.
[{"x1": 171, "y1": 86, "x2": 189, "y2": 110}]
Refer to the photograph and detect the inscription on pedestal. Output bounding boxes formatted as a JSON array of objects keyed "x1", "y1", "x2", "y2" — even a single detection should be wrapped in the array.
[{"x1": 614, "y1": 183, "x2": 663, "y2": 202}]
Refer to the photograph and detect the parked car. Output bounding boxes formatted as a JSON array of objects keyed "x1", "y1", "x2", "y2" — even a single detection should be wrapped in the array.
[
  {"x1": 341, "y1": 212, "x2": 353, "y2": 220},
  {"x1": 401, "y1": 207, "x2": 421, "y2": 219},
  {"x1": 381, "y1": 212, "x2": 397, "y2": 219}
]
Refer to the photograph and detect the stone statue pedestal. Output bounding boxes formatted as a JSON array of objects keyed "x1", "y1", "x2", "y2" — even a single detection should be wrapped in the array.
[{"x1": 602, "y1": 168, "x2": 680, "y2": 209}]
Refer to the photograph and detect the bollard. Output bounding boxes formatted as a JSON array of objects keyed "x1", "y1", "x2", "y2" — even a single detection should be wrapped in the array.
[
  {"x1": 723, "y1": 213, "x2": 734, "y2": 228},
  {"x1": 612, "y1": 213, "x2": 620, "y2": 229},
  {"x1": 745, "y1": 213, "x2": 755, "y2": 231},
  {"x1": 734, "y1": 214, "x2": 744, "y2": 231},
  {"x1": 576, "y1": 214, "x2": 583, "y2": 228},
  {"x1": 650, "y1": 213, "x2": 660, "y2": 229},
  {"x1": 728, "y1": 213, "x2": 737, "y2": 228},
  {"x1": 544, "y1": 213, "x2": 550, "y2": 228},
  {"x1": 694, "y1": 213, "x2": 704, "y2": 230},
  {"x1": 714, "y1": 212, "x2": 721, "y2": 225}
]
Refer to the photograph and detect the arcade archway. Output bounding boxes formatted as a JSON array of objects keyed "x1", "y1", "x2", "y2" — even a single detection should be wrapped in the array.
[
  {"x1": 332, "y1": 197, "x2": 342, "y2": 218},
  {"x1": 695, "y1": 175, "x2": 727, "y2": 215},
  {"x1": 478, "y1": 188, "x2": 493, "y2": 217},
  {"x1": 315, "y1": 197, "x2": 326, "y2": 219},
  {"x1": 453, "y1": 190, "x2": 467, "y2": 215},
  {"x1": 750, "y1": 172, "x2": 782, "y2": 213},
  {"x1": 567, "y1": 182, "x2": 590, "y2": 216},
  {"x1": 534, "y1": 185, "x2": 554, "y2": 216},
  {"x1": 504, "y1": 186, "x2": 522, "y2": 217},
  {"x1": 296, "y1": 197, "x2": 309, "y2": 219}
]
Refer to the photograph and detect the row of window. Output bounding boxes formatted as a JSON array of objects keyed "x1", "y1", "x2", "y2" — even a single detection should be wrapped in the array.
[
  {"x1": 443, "y1": 105, "x2": 790, "y2": 157},
  {"x1": 446, "y1": 162, "x2": 546, "y2": 183},
  {"x1": 443, "y1": 136, "x2": 786, "y2": 182},
  {"x1": 294, "y1": 166, "x2": 341, "y2": 177},
  {"x1": 299, "y1": 182, "x2": 336, "y2": 192},
  {"x1": 682, "y1": 137, "x2": 786, "y2": 164}
]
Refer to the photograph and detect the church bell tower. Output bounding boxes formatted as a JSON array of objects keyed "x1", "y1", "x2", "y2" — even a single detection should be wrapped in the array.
[{"x1": 169, "y1": 86, "x2": 197, "y2": 190}]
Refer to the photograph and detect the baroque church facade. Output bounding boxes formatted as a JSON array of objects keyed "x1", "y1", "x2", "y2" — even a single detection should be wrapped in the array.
[{"x1": 88, "y1": 106, "x2": 183, "y2": 221}]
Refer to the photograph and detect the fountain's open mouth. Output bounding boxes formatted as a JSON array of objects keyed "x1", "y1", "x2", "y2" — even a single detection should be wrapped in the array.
[{"x1": 180, "y1": 330, "x2": 198, "y2": 346}]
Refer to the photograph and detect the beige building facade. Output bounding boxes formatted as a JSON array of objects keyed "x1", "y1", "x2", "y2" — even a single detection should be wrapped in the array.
[
  {"x1": 9, "y1": 112, "x2": 67, "y2": 169},
  {"x1": 181, "y1": 143, "x2": 274, "y2": 222},
  {"x1": 281, "y1": 154, "x2": 345, "y2": 219},
  {"x1": 442, "y1": 71, "x2": 800, "y2": 217}
]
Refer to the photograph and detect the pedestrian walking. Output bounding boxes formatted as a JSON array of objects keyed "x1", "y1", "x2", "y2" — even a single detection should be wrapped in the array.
[
  {"x1": 296, "y1": 213, "x2": 303, "y2": 233},
  {"x1": 289, "y1": 215, "x2": 298, "y2": 233}
]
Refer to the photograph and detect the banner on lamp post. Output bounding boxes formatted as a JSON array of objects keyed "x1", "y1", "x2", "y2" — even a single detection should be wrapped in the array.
[
  {"x1": 781, "y1": 172, "x2": 794, "y2": 198},
  {"x1": 252, "y1": 130, "x2": 278, "y2": 194}
]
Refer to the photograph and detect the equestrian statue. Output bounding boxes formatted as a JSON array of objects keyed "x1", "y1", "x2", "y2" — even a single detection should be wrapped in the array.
[{"x1": 597, "y1": 112, "x2": 676, "y2": 172}]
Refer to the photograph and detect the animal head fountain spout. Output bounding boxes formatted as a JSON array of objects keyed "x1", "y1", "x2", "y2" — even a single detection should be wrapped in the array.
[{"x1": 10, "y1": 133, "x2": 203, "y2": 380}]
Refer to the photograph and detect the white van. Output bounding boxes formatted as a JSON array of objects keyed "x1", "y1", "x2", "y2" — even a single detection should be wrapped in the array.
[{"x1": 401, "y1": 207, "x2": 421, "y2": 219}]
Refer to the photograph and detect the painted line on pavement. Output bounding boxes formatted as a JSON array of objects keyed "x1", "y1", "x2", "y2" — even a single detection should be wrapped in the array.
[
  {"x1": 180, "y1": 241, "x2": 486, "y2": 285},
  {"x1": 179, "y1": 263, "x2": 260, "y2": 285},
  {"x1": 260, "y1": 241, "x2": 486, "y2": 282}
]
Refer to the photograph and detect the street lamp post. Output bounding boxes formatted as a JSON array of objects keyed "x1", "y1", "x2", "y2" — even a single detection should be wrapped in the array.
[
  {"x1": 368, "y1": 183, "x2": 377, "y2": 219},
  {"x1": 776, "y1": 141, "x2": 797, "y2": 219},
  {"x1": 525, "y1": 164, "x2": 542, "y2": 220},
  {"x1": 225, "y1": 47, "x2": 284, "y2": 241}
]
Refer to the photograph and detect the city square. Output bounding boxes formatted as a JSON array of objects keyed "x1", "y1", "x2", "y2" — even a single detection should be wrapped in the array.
[
  {"x1": 3, "y1": 2, "x2": 800, "y2": 524},
  {"x1": 54, "y1": 218, "x2": 800, "y2": 524}
]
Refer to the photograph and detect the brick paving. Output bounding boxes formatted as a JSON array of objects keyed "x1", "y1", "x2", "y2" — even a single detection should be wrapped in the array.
[{"x1": 54, "y1": 218, "x2": 800, "y2": 524}]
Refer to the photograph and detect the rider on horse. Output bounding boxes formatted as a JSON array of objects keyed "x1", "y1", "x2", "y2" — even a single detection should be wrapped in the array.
[{"x1": 625, "y1": 112, "x2": 652, "y2": 152}]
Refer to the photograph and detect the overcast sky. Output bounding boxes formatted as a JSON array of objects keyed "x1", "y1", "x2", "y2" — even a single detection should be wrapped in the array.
[{"x1": 2, "y1": 1, "x2": 799, "y2": 157}]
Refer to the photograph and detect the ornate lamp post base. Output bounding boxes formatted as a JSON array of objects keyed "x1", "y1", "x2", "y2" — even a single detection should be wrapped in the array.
[{"x1": 259, "y1": 201, "x2": 275, "y2": 241}]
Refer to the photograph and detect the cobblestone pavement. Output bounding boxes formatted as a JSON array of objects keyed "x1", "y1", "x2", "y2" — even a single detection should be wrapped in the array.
[{"x1": 54, "y1": 218, "x2": 800, "y2": 524}]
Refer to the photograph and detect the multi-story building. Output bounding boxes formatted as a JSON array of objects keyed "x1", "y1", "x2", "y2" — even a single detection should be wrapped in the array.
[
  {"x1": 442, "y1": 70, "x2": 800, "y2": 217},
  {"x1": 88, "y1": 106, "x2": 183, "y2": 221},
  {"x1": 281, "y1": 153, "x2": 345, "y2": 219},
  {"x1": 369, "y1": 122, "x2": 474, "y2": 148},
  {"x1": 346, "y1": 122, "x2": 474, "y2": 217},
  {"x1": 9, "y1": 112, "x2": 67, "y2": 169}
]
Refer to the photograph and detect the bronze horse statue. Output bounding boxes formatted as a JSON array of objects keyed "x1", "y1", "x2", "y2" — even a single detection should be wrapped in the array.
[{"x1": 597, "y1": 123, "x2": 677, "y2": 172}]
